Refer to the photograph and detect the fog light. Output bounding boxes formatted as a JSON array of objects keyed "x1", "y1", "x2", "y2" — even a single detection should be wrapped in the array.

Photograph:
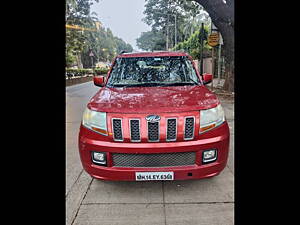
[
  {"x1": 202, "y1": 149, "x2": 217, "y2": 163},
  {"x1": 91, "y1": 151, "x2": 106, "y2": 165}
]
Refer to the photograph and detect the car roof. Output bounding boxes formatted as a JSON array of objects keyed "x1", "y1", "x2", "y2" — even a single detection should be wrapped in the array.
[{"x1": 117, "y1": 51, "x2": 190, "y2": 58}]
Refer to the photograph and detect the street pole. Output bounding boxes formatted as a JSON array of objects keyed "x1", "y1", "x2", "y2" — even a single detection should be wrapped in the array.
[
  {"x1": 166, "y1": 14, "x2": 169, "y2": 50},
  {"x1": 217, "y1": 34, "x2": 223, "y2": 85},
  {"x1": 217, "y1": 42, "x2": 222, "y2": 85},
  {"x1": 210, "y1": 22, "x2": 213, "y2": 91},
  {"x1": 174, "y1": 14, "x2": 177, "y2": 50},
  {"x1": 89, "y1": 50, "x2": 95, "y2": 74},
  {"x1": 211, "y1": 47, "x2": 214, "y2": 91},
  {"x1": 210, "y1": 22, "x2": 219, "y2": 90},
  {"x1": 199, "y1": 23, "x2": 204, "y2": 76}
]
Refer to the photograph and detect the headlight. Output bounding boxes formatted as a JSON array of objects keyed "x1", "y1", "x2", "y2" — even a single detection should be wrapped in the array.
[
  {"x1": 200, "y1": 104, "x2": 225, "y2": 133},
  {"x1": 82, "y1": 108, "x2": 108, "y2": 135}
]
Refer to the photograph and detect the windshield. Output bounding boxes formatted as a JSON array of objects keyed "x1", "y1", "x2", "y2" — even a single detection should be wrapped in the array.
[{"x1": 106, "y1": 56, "x2": 201, "y2": 88}]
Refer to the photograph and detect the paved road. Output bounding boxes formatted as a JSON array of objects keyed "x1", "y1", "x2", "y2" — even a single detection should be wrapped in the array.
[{"x1": 66, "y1": 81, "x2": 234, "y2": 225}]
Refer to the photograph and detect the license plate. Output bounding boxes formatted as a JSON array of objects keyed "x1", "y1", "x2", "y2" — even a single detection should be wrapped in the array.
[{"x1": 135, "y1": 172, "x2": 174, "y2": 181}]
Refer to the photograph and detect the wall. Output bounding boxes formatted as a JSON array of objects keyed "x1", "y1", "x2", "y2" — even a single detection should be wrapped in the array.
[{"x1": 193, "y1": 58, "x2": 212, "y2": 75}]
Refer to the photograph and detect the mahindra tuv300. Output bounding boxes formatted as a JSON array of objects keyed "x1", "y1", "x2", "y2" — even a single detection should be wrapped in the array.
[{"x1": 78, "y1": 51, "x2": 230, "y2": 181}]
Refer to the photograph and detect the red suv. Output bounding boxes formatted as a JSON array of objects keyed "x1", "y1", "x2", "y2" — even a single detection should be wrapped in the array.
[{"x1": 78, "y1": 51, "x2": 229, "y2": 181}]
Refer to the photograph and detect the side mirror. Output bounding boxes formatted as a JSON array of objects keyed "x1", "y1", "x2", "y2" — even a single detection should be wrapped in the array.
[
  {"x1": 202, "y1": 73, "x2": 213, "y2": 85},
  {"x1": 93, "y1": 75, "x2": 105, "y2": 87}
]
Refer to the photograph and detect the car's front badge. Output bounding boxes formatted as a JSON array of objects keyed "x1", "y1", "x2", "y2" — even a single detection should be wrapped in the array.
[{"x1": 145, "y1": 115, "x2": 160, "y2": 123}]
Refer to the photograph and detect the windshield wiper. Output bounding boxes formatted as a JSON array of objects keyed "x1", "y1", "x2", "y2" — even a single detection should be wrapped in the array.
[
  {"x1": 108, "y1": 82, "x2": 199, "y2": 88},
  {"x1": 107, "y1": 84, "x2": 126, "y2": 88},
  {"x1": 189, "y1": 79, "x2": 199, "y2": 85},
  {"x1": 108, "y1": 82, "x2": 162, "y2": 88},
  {"x1": 159, "y1": 82, "x2": 199, "y2": 87}
]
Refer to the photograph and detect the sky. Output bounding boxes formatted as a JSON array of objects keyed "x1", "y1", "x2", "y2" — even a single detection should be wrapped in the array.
[{"x1": 91, "y1": 0, "x2": 151, "y2": 51}]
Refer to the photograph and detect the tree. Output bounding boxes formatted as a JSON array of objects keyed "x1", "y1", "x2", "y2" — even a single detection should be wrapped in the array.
[
  {"x1": 79, "y1": 27, "x2": 133, "y2": 67},
  {"x1": 66, "y1": 0, "x2": 99, "y2": 68},
  {"x1": 191, "y1": 0, "x2": 234, "y2": 92},
  {"x1": 136, "y1": 30, "x2": 166, "y2": 51},
  {"x1": 173, "y1": 27, "x2": 210, "y2": 60},
  {"x1": 182, "y1": 12, "x2": 210, "y2": 39},
  {"x1": 66, "y1": 0, "x2": 133, "y2": 68},
  {"x1": 143, "y1": 0, "x2": 207, "y2": 49},
  {"x1": 115, "y1": 37, "x2": 133, "y2": 53}
]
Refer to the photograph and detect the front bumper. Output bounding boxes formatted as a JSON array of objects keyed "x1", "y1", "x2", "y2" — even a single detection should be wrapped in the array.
[{"x1": 78, "y1": 122, "x2": 230, "y2": 181}]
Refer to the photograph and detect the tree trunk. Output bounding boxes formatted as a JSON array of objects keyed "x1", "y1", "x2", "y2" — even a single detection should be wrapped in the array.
[
  {"x1": 223, "y1": 60, "x2": 234, "y2": 92},
  {"x1": 193, "y1": 0, "x2": 234, "y2": 92},
  {"x1": 76, "y1": 52, "x2": 83, "y2": 69},
  {"x1": 219, "y1": 24, "x2": 234, "y2": 92}
]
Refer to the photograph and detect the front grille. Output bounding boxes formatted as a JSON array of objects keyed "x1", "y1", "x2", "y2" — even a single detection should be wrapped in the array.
[
  {"x1": 166, "y1": 118, "x2": 177, "y2": 141},
  {"x1": 184, "y1": 117, "x2": 195, "y2": 140},
  {"x1": 130, "y1": 119, "x2": 141, "y2": 142},
  {"x1": 112, "y1": 152, "x2": 196, "y2": 167},
  {"x1": 112, "y1": 119, "x2": 123, "y2": 141},
  {"x1": 148, "y1": 122, "x2": 159, "y2": 142},
  {"x1": 111, "y1": 114, "x2": 196, "y2": 142}
]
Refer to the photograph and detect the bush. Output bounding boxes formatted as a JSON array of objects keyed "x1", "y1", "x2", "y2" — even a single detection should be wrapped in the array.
[
  {"x1": 95, "y1": 67, "x2": 110, "y2": 75},
  {"x1": 65, "y1": 68, "x2": 110, "y2": 79},
  {"x1": 65, "y1": 68, "x2": 93, "y2": 78}
]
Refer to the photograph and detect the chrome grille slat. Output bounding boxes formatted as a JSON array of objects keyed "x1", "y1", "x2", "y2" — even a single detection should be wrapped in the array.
[
  {"x1": 148, "y1": 121, "x2": 159, "y2": 142},
  {"x1": 112, "y1": 118, "x2": 123, "y2": 141},
  {"x1": 130, "y1": 119, "x2": 141, "y2": 142},
  {"x1": 166, "y1": 118, "x2": 177, "y2": 141},
  {"x1": 184, "y1": 117, "x2": 195, "y2": 140},
  {"x1": 112, "y1": 152, "x2": 196, "y2": 167}
]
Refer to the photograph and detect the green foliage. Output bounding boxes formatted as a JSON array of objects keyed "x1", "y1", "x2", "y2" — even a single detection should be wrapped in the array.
[
  {"x1": 66, "y1": 53, "x2": 77, "y2": 67},
  {"x1": 95, "y1": 67, "x2": 110, "y2": 75},
  {"x1": 65, "y1": 68, "x2": 93, "y2": 78},
  {"x1": 141, "y1": 0, "x2": 209, "y2": 49},
  {"x1": 65, "y1": 67, "x2": 109, "y2": 79},
  {"x1": 136, "y1": 30, "x2": 166, "y2": 51},
  {"x1": 67, "y1": 25, "x2": 133, "y2": 68},
  {"x1": 172, "y1": 27, "x2": 211, "y2": 59},
  {"x1": 66, "y1": 0, "x2": 133, "y2": 68},
  {"x1": 114, "y1": 37, "x2": 133, "y2": 54}
]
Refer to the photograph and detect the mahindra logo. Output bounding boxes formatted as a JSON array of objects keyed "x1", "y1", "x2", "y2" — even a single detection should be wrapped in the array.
[{"x1": 145, "y1": 115, "x2": 160, "y2": 123}]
